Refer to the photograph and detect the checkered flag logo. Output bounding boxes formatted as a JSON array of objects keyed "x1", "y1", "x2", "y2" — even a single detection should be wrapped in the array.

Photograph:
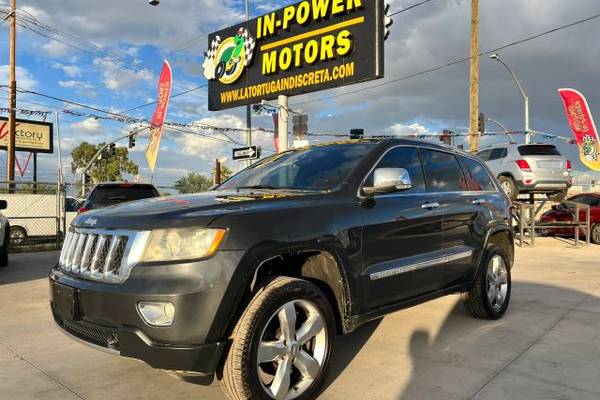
[
  {"x1": 241, "y1": 29, "x2": 256, "y2": 66},
  {"x1": 205, "y1": 35, "x2": 221, "y2": 61}
]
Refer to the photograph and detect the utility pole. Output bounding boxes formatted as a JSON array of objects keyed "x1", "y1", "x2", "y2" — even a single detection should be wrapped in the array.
[
  {"x1": 468, "y1": 0, "x2": 479, "y2": 153},
  {"x1": 244, "y1": 0, "x2": 252, "y2": 165},
  {"x1": 7, "y1": 0, "x2": 17, "y2": 190},
  {"x1": 214, "y1": 159, "x2": 222, "y2": 185},
  {"x1": 277, "y1": 95, "x2": 288, "y2": 153}
]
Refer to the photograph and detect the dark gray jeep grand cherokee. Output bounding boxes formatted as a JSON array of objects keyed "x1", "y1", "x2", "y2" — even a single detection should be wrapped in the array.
[{"x1": 50, "y1": 139, "x2": 514, "y2": 400}]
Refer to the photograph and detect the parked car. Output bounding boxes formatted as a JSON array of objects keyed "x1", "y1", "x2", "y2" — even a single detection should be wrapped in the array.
[
  {"x1": 0, "y1": 200, "x2": 9, "y2": 266},
  {"x1": 0, "y1": 193, "x2": 81, "y2": 244},
  {"x1": 477, "y1": 143, "x2": 572, "y2": 202},
  {"x1": 539, "y1": 193, "x2": 600, "y2": 244},
  {"x1": 50, "y1": 139, "x2": 514, "y2": 400},
  {"x1": 79, "y1": 183, "x2": 159, "y2": 213}
]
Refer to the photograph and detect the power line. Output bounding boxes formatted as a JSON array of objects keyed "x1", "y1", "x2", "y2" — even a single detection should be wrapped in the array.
[
  {"x1": 388, "y1": 0, "x2": 437, "y2": 17},
  {"x1": 294, "y1": 11, "x2": 600, "y2": 106},
  {"x1": 122, "y1": 84, "x2": 208, "y2": 113}
]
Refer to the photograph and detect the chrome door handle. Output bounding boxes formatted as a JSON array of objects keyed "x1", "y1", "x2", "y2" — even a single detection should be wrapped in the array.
[
  {"x1": 421, "y1": 202, "x2": 440, "y2": 209},
  {"x1": 471, "y1": 199, "x2": 486, "y2": 205}
]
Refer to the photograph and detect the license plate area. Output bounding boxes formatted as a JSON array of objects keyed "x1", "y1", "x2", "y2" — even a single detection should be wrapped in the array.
[{"x1": 52, "y1": 283, "x2": 79, "y2": 321}]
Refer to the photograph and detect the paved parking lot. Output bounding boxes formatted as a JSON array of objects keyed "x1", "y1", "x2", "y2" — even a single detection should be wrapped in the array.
[{"x1": 1, "y1": 238, "x2": 599, "y2": 400}]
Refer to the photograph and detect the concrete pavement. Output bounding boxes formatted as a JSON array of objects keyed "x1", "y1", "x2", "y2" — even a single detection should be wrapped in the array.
[{"x1": 1, "y1": 239, "x2": 599, "y2": 399}]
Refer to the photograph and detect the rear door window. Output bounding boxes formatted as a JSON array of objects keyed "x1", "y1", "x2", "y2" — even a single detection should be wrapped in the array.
[
  {"x1": 421, "y1": 149, "x2": 468, "y2": 192},
  {"x1": 364, "y1": 147, "x2": 426, "y2": 193},
  {"x1": 477, "y1": 149, "x2": 492, "y2": 161},
  {"x1": 518, "y1": 145, "x2": 561, "y2": 156},
  {"x1": 458, "y1": 156, "x2": 496, "y2": 192},
  {"x1": 89, "y1": 186, "x2": 159, "y2": 206},
  {"x1": 489, "y1": 148, "x2": 507, "y2": 160}
]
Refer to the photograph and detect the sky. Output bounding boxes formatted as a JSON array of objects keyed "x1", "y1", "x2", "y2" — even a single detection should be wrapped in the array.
[{"x1": 0, "y1": 0, "x2": 599, "y2": 188}]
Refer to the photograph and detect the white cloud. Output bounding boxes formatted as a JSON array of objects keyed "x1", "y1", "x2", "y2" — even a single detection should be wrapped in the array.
[
  {"x1": 58, "y1": 80, "x2": 95, "y2": 90},
  {"x1": 0, "y1": 65, "x2": 37, "y2": 90},
  {"x1": 93, "y1": 57, "x2": 154, "y2": 91},
  {"x1": 389, "y1": 122, "x2": 431, "y2": 136},
  {"x1": 41, "y1": 41, "x2": 71, "y2": 57},
  {"x1": 70, "y1": 118, "x2": 103, "y2": 135},
  {"x1": 53, "y1": 63, "x2": 82, "y2": 77}
]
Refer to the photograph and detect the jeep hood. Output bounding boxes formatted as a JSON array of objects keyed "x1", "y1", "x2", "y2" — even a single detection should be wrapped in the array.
[{"x1": 72, "y1": 190, "x2": 314, "y2": 230}]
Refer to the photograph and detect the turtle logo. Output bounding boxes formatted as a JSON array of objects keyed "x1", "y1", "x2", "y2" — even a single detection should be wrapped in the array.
[{"x1": 203, "y1": 27, "x2": 256, "y2": 85}]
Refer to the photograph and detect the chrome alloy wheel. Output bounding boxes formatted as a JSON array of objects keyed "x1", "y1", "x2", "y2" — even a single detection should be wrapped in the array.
[
  {"x1": 486, "y1": 255, "x2": 509, "y2": 311},
  {"x1": 257, "y1": 300, "x2": 328, "y2": 400}
]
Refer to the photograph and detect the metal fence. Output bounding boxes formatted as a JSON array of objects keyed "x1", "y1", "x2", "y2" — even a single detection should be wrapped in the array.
[
  {"x1": 0, "y1": 181, "x2": 64, "y2": 251},
  {"x1": 0, "y1": 180, "x2": 179, "y2": 252}
]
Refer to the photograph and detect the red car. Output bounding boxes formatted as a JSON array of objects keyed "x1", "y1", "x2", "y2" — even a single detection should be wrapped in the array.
[{"x1": 539, "y1": 193, "x2": 600, "y2": 244}]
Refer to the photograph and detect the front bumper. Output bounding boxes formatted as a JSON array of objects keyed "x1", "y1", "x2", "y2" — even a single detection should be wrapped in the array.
[{"x1": 49, "y1": 249, "x2": 247, "y2": 373}]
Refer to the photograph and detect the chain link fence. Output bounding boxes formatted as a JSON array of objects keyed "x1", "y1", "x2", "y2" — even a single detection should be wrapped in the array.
[
  {"x1": 0, "y1": 181, "x2": 66, "y2": 252},
  {"x1": 0, "y1": 181, "x2": 179, "y2": 253}
]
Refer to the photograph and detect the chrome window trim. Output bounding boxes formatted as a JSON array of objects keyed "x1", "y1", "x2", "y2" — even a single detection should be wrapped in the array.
[
  {"x1": 370, "y1": 249, "x2": 473, "y2": 280},
  {"x1": 358, "y1": 144, "x2": 500, "y2": 200}
]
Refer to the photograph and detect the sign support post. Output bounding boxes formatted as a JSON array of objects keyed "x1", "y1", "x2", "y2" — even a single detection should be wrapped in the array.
[
  {"x1": 278, "y1": 95, "x2": 288, "y2": 153},
  {"x1": 7, "y1": 0, "x2": 17, "y2": 191}
]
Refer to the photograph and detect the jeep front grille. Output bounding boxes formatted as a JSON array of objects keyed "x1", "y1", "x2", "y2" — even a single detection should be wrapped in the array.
[{"x1": 59, "y1": 228, "x2": 150, "y2": 283}]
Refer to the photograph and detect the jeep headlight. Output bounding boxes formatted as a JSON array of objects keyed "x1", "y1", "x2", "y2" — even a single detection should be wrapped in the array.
[{"x1": 141, "y1": 227, "x2": 226, "y2": 262}]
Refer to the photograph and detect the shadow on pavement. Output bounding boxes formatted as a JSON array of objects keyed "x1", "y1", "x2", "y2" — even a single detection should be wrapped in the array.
[
  {"x1": 0, "y1": 251, "x2": 58, "y2": 285},
  {"x1": 397, "y1": 282, "x2": 598, "y2": 400},
  {"x1": 324, "y1": 317, "x2": 382, "y2": 390}
]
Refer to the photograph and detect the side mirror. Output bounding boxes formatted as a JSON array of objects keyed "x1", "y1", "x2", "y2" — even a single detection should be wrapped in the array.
[
  {"x1": 363, "y1": 168, "x2": 412, "y2": 195},
  {"x1": 0, "y1": 200, "x2": 6, "y2": 210}
]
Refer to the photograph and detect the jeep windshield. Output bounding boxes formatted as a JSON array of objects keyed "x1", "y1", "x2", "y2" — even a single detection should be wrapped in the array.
[{"x1": 218, "y1": 142, "x2": 376, "y2": 191}]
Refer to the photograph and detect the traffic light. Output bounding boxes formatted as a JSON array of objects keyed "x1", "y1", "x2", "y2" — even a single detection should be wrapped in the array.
[
  {"x1": 128, "y1": 135, "x2": 136, "y2": 149},
  {"x1": 384, "y1": 3, "x2": 393, "y2": 41},
  {"x1": 109, "y1": 143, "x2": 116, "y2": 157},
  {"x1": 478, "y1": 113, "x2": 485, "y2": 134},
  {"x1": 350, "y1": 129, "x2": 364, "y2": 140}
]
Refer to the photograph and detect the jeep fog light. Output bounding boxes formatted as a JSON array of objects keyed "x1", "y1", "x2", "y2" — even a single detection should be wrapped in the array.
[{"x1": 137, "y1": 302, "x2": 175, "y2": 327}]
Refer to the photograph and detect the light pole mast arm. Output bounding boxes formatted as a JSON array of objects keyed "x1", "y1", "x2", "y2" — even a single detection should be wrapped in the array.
[{"x1": 80, "y1": 127, "x2": 149, "y2": 196}]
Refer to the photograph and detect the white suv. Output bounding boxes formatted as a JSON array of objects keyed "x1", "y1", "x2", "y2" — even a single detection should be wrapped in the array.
[{"x1": 478, "y1": 143, "x2": 573, "y2": 201}]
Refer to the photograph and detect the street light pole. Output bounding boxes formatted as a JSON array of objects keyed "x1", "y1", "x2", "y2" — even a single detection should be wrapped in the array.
[
  {"x1": 244, "y1": 0, "x2": 252, "y2": 166},
  {"x1": 490, "y1": 54, "x2": 530, "y2": 144}
]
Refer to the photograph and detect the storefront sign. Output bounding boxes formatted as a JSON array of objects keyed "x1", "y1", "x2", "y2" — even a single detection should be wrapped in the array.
[
  {"x1": 204, "y1": 0, "x2": 385, "y2": 111},
  {"x1": 0, "y1": 117, "x2": 53, "y2": 153}
]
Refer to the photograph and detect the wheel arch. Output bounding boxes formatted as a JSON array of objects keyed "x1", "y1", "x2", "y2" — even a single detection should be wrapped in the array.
[
  {"x1": 249, "y1": 248, "x2": 351, "y2": 335},
  {"x1": 474, "y1": 225, "x2": 514, "y2": 279}
]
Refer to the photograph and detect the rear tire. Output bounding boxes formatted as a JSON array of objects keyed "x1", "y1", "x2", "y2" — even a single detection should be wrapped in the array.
[
  {"x1": 498, "y1": 176, "x2": 518, "y2": 201},
  {"x1": 9, "y1": 226, "x2": 27, "y2": 245},
  {"x1": 591, "y1": 224, "x2": 600, "y2": 245},
  {"x1": 462, "y1": 245, "x2": 511, "y2": 320},
  {"x1": 548, "y1": 190, "x2": 567, "y2": 202},
  {"x1": 219, "y1": 277, "x2": 335, "y2": 400}
]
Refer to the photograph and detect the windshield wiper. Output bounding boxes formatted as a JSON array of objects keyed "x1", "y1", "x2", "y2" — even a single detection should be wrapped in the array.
[{"x1": 236, "y1": 185, "x2": 283, "y2": 190}]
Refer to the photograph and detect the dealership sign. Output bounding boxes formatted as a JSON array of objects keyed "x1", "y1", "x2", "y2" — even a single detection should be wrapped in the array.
[
  {"x1": 0, "y1": 117, "x2": 53, "y2": 153},
  {"x1": 203, "y1": 0, "x2": 385, "y2": 110}
]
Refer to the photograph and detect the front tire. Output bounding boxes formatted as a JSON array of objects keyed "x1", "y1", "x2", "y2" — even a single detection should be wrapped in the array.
[
  {"x1": 219, "y1": 277, "x2": 335, "y2": 400},
  {"x1": 462, "y1": 246, "x2": 511, "y2": 320}
]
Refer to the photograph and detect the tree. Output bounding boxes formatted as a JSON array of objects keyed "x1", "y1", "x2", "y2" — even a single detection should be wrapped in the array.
[
  {"x1": 70, "y1": 142, "x2": 139, "y2": 183},
  {"x1": 174, "y1": 172, "x2": 213, "y2": 194}
]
